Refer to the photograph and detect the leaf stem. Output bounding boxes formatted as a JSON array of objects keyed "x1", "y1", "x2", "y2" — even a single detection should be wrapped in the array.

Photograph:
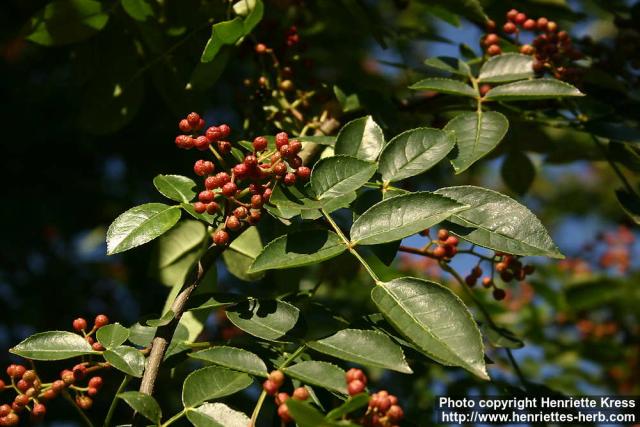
[
  {"x1": 161, "y1": 409, "x2": 186, "y2": 427},
  {"x1": 62, "y1": 391, "x2": 95, "y2": 427},
  {"x1": 103, "y1": 375, "x2": 131, "y2": 427},
  {"x1": 321, "y1": 209, "x2": 380, "y2": 283},
  {"x1": 505, "y1": 348, "x2": 528, "y2": 389},
  {"x1": 590, "y1": 134, "x2": 637, "y2": 196}
]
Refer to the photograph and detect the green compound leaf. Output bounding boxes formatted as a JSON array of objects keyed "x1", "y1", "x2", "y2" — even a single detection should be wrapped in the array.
[
  {"x1": 96, "y1": 323, "x2": 130, "y2": 349},
  {"x1": 107, "y1": 203, "x2": 181, "y2": 255},
  {"x1": 409, "y1": 77, "x2": 477, "y2": 98},
  {"x1": 484, "y1": 78, "x2": 585, "y2": 101},
  {"x1": 434, "y1": 185, "x2": 564, "y2": 258},
  {"x1": 310, "y1": 155, "x2": 377, "y2": 200},
  {"x1": 182, "y1": 365, "x2": 253, "y2": 408},
  {"x1": 378, "y1": 128, "x2": 455, "y2": 182},
  {"x1": 153, "y1": 174, "x2": 197, "y2": 203},
  {"x1": 187, "y1": 403, "x2": 251, "y2": 427},
  {"x1": 308, "y1": 329, "x2": 413, "y2": 373},
  {"x1": 103, "y1": 345, "x2": 145, "y2": 377},
  {"x1": 371, "y1": 277, "x2": 488, "y2": 380},
  {"x1": 225, "y1": 299, "x2": 299, "y2": 341},
  {"x1": 118, "y1": 391, "x2": 161, "y2": 424},
  {"x1": 10, "y1": 331, "x2": 94, "y2": 361},
  {"x1": 446, "y1": 111, "x2": 509, "y2": 174},
  {"x1": 249, "y1": 230, "x2": 346, "y2": 273},
  {"x1": 284, "y1": 361, "x2": 348, "y2": 394},
  {"x1": 478, "y1": 53, "x2": 534, "y2": 83},
  {"x1": 189, "y1": 346, "x2": 268, "y2": 377},
  {"x1": 350, "y1": 192, "x2": 468, "y2": 245},
  {"x1": 334, "y1": 116, "x2": 385, "y2": 161}
]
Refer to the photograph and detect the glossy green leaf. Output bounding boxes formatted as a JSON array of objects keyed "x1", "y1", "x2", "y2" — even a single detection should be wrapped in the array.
[
  {"x1": 308, "y1": 329, "x2": 412, "y2": 373},
  {"x1": 446, "y1": 111, "x2": 509, "y2": 174},
  {"x1": 409, "y1": 78, "x2": 476, "y2": 98},
  {"x1": 434, "y1": 186, "x2": 564, "y2": 258},
  {"x1": 201, "y1": 18, "x2": 245, "y2": 63},
  {"x1": 501, "y1": 151, "x2": 536, "y2": 195},
  {"x1": 107, "y1": 203, "x2": 181, "y2": 255},
  {"x1": 310, "y1": 155, "x2": 377, "y2": 200},
  {"x1": 284, "y1": 361, "x2": 348, "y2": 394},
  {"x1": 326, "y1": 393, "x2": 370, "y2": 420},
  {"x1": 118, "y1": 391, "x2": 161, "y2": 424},
  {"x1": 248, "y1": 230, "x2": 346, "y2": 273},
  {"x1": 120, "y1": 0, "x2": 153, "y2": 21},
  {"x1": 482, "y1": 325, "x2": 524, "y2": 349},
  {"x1": 27, "y1": 0, "x2": 109, "y2": 46},
  {"x1": 10, "y1": 331, "x2": 94, "y2": 360},
  {"x1": 350, "y1": 192, "x2": 468, "y2": 245},
  {"x1": 181, "y1": 202, "x2": 217, "y2": 224},
  {"x1": 268, "y1": 185, "x2": 356, "y2": 220},
  {"x1": 96, "y1": 323, "x2": 130, "y2": 349},
  {"x1": 478, "y1": 54, "x2": 534, "y2": 83},
  {"x1": 423, "y1": 57, "x2": 470, "y2": 76},
  {"x1": 239, "y1": 0, "x2": 263, "y2": 33},
  {"x1": 153, "y1": 175, "x2": 197, "y2": 203},
  {"x1": 223, "y1": 227, "x2": 264, "y2": 281},
  {"x1": 190, "y1": 346, "x2": 268, "y2": 377},
  {"x1": 484, "y1": 78, "x2": 584, "y2": 101},
  {"x1": 182, "y1": 366, "x2": 253, "y2": 408},
  {"x1": 334, "y1": 86, "x2": 361, "y2": 113},
  {"x1": 226, "y1": 299, "x2": 299, "y2": 341},
  {"x1": 378, "y1": 128, "x2": 455, "y2": 182},
  {"x1": 155, "y1": 220, "x2": 206, "y2": 269},
  {"x1": 334, "y1": 116, "x2": 385, "y2": 161},
  {"x1": 187, "y1": 403, "x2": 251, "y2": 427},
  {"x1": 372, "y1": 278, "x2": 488, "y2": 379},
  {"x1": 286, "y1": 400, "x2": 335, "y2": 427},
  {"x1": 103, "y1": 345, "x2": 145, "y2": 377}
]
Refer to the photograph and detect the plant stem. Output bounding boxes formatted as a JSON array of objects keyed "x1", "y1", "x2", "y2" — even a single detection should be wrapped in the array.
[
  {"x1": 505, "y1": 348, "x2": 528, "y2": 388},
  {"x1": 103, "y1": 375, "x2": 131, "y2": 427},
  {"x1": 590, "y1": 134, "x2": 637, "y2": 196},
  {"x1": 321, "y1": 209, "x2": 380, "y2": 283},
  {"x1": 161, "y1": 409, "x2": 186, "y2": 427},
  {"x1": 62, "y1": 391, "x2": 95, "y2": 427}
]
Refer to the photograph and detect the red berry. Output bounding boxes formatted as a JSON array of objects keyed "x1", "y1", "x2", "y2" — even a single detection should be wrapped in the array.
[
  {"x1": 493, "y1": 288, "x2": 506, "y2": 300},
  {"x1": 262, "y1": 379, "x2": 278, "y2": 395},
  {"x1": 523, "y1": 19, "x2": 536, "y2": 30},
  {"x1": 433, "y1": 245, "x2": 447, "y2": 258},
  {"x1": 347, "y1": 379, "x2": 365, "y2": 396},
  {"x1": 279, "y1": 144, "x2": 290, "y2": 157},
  {"x1": 273, "y1": 162, "x2": 287, "y2": 176},
  {"x1": 73, "y1": 318, "x2": 88, "y2": 332},
  {"x1": 178, "y1": 119, "x2": 191, "y2": 132},
  {"x1": 0, "y1": 404, "x2": 11, "y2": 417},
  {"x1": 269, "y1": 370, "x2": 285, "y2": 387},
  {"x1": 216, "y1": 172, "x2": 231, "y2": 186},
  {"x1": 378, "y1": 396, "x2": 391, "y2": 412},
  {"x1": 537, "y1": 17, "x2": 549, "y2": 30},
  {"x1": 206, "y1": 202, "x2": 219, "y2": 214},
  {"x1": 61, "y1": 370, "x2": 74, "y2": 385},
  {"x1": 514, "y1": 12, "x2": 527, "y2": 25},
  {"x1": 465, "y1": 275, "x2": 477, "y2": 287},
  {"x1": 253, "y1": 136, "x2": 268, "y2": 152},
  {"x1": 194, "y1": 202, "x2": 207, "y2": 214},
  {"x1": 233, "y1": 163, "x2": 249, "y2": 179},
  {"x1": 387, "y1": 405, "x2": 404, "y2": 421},
  {"x1": 251, "y1": 195, "x2": 263, "y2": 208},
  {"x1": 482, "y1": 277, "x2": 493, "y2": 288},
  {"x1": 500, "y1": 271, "x2": 514, "y2": 282},
  {"x1": 484, "y1": 33, "x2": 499, "y2": 46},
  {"x1": 186, "y1": 112, "x2": 200, "y2": 127},
  {"x1": 2, "y1": 413, "x2": 19, "y2": 426},
  {"x1": 248, "y1": 209, "x2": 262, "y2": 224},
  {"x1": 0, "y1": 380, "x2": 4, "y2": 392},
  {"x1": 94, "y1": 314, "x2": 109, "y2": 328},
  {"x1": 194, "y1": 136, "x2": 210, "y2": 151},
  {"x1": 52, "y1": 380, "x2": 65, "y2": 392},
  {"x1": 479, "y1": 84, "x2": 491, "y2": 96},
  {"x1": 292, "y1": 387, "x2": 309, "y2": 401},
  {"x1": 288, "y1": 140, "x2": 302, "y2": 155},
  {"x1": 32, "y1": 403, "x2": 46, "y2": 418},
  {"x1": 345, "y1": 368, "x2": 367, "y2": 384},
  {"x1": 255, "y1": 43, "x2": 267, "y2": 54},
  {"x1": 222, "y1": 182, "x2": 238, "y2": 197},
  {"x1": 277, "y1": 403, "x2": 292, "y2": 423},
  {"x1": 175, "y1": 135, "x2": 194, "y2": 149},
  {"x1": 226, "y1": 216, "x2": 242, "y2": 231},
  {"x1": 520, "y1": 44, "x2": 534, "y2": 55},
  {"x1": 194, "y1": 160, "x2": 214, "y2": 176},
  {"x1": 289, "y1": 156, "x2": 303, "y2": 169},
  {"x1": 217, "y1": 140, "x2": 232, "y2": 154},
  {"x1": 444, "y1": 236, "x2": 458, "y2": 247},
  {"x1": 14, "y1": 395, "x2": 29, "y2": 407},
  {"x1": 445, "y1": 244, "x2": 458, "y2": 258},
  {"x1": 76, "y1": 395, "x2": 93, "y2": 410},
  {"x1": 524, "y1": 265, "x2": 535, "y2": 275},
  {"x1": 73, "y1": 364, "x2": 87, "y2": 380},
  {"x1": 276, "y1": 392, "x2": 290, "y2": 405},
  {"x1": 213, "y1": 230, "x2": 230, "y2": 246},
  {"x1": 296, "y1": 166, "x2": 311, "y2": 181},
  {"x1": 13, "y1": 365, "x2": 25, "y2": 379},
  {"x1": 437, "y1": 229, "x2": 449, "y2": 241},
  {"x1": 275, "y1": 132, "x2": 289, "y2": 149},
  {"x1": 262, "y1": 188, "x2": 272, "y2": 201},
  {"x1": 503, "y1": 22, "x2": 517, "y2": 34},
  {"x1": 205, "y1": 126, "x2": 221, "y2": 142},
  {"x1": 283, "y1": 172, "x2": 297, "y2": 186},
  {"x1": 506, "y1": 9, "x2": 518, "y2": 21},
  {"x1": 546, "y1": 21, "x2": 558, "y2": 32},
  {"x1": 16, "y1": 380, "x2": 29, "y2": 392},
  {"x1": 92, "y1": 342, "x2": 105, "y2": 351},
  {"x1": 87, "y1": 387, "x2": 99, "y2": 397},
  {"x1": 22, "y1": 370, "x2": 36, "y2": 383},
  {"x1": 195, "y1": 118, "x2": 205, "y2": 131},
  {"x1": 218, "y1": 124, "x2": 231, "y2": 138},
  {"x1": 472, "y1": 266, "x2": 483, "y2": 277},
  {"x1": 233, "y1": 207, "x2": 248, "y2": 219},
  {"x1": 204, "y1": 176, "x2": 218, "y2": 189},
  {"x1": 88, "y1": 376, "x2": 103, "y2": 389},
  {"x1": 198, "y1": 190, "x2": 215, "y2": 203},
  {"x1": 485, "y1": 19, "x2": 496, "y2": 32},
  {"x1": 244, "y1": 155, "x2": 258, "y2": 167}
]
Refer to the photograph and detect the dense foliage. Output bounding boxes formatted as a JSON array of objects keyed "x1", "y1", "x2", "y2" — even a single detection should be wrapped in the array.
[{"x1": 1, "y1": 0, "x2": 639, "y2": 426}]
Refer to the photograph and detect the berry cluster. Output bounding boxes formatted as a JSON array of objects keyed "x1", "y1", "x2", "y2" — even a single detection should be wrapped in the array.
[
  {"x1": 471, "y1": 253, "x2": 535, "y2": 301},
  {"x1": 598, "y1": 225, "x2": 634, "y2": 273},
  {"x1": 424, "y1": 229, "x2": 459, "y2": 260},
  {"x1": 0, "y1": 316, "x2": 110, "y2": 425},
  {"x1": 261, "y1": 370, "x2": 310, "y2": 424},
  {"x1": 285, "y1": 26, "x2": 300, "y2": 47},
  {"x1": 174, "y1": 113, "x2": 311, "y2": 247},
  {"x1": 345, "y1": 369, "x2": 404, "y2": 427},
  {"x1": 483, "y1": 9, "x2": 582, "y2": 80}
]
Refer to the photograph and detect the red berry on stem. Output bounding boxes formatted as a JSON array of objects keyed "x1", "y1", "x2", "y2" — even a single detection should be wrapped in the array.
[
  {"x1": 523, "y1": 19, "x2": 536, "y2": 30},
  {"x1": 198, "y1": 190, "x2": 215, "y2": 203},
  {"x1": 482, "y1": 277, "x2": 493, "y2": 288},
  {"x1": 194, "y1": 160, "x2": 214, "y2": 176},
  {"x1": 506, "y1": 9, "x2": 518, "y2": 21},
  {"x1": 279, "y1": 144, "x2": 290, "y2": 157},
  {"x1": 73, "y1": 318, "x2": 87, "y2": 332},
  {"x1": 255, "y1": 43, "x2": 267, "y2": 54},
  {"x1": 76, "y1": 395, "x2": 93, "y2": 410},
  {"x1": 275, "y1": 132, "x2": 289, "y2": 149},
  {"x1": 277, "y1": 403, "x2": 292, "y2": 422},
  {"x1": 503, "y1": 22, "x2": 517, "y2": 34},
  {"x1": 433, "y1": 245, "x2": 447, "y2": 258},
  {"x1": 486, "y1": 19, "x2": 496, "y2": 32},
  {"x1": 437, "y1": 229, "x2": 449, "y2": 241},
  {"x1": 213, "y1": 230, "x2": 229, "y2": 246},
  {"x1": 233, "y1": 207, "x2": 248, "y2": 219},
  {"x1": 347, "y1": 379, "x2": 365, "y2": 396},
  {"x1": 186, "y1": 112, "x2": 200, "y2": 127},
  {"x1": 445, "y1": 236, "x2": 459, "y2": 246},
  {"x1": 288, "y1": 140, "x2": 302, "y2": 154},
  {"x1": 32, "y1": 403, "x2": 46, "y2": 418},
  {"x1": 233, "y1": 163, "x2": 249, "y2": 179},
  {"x1": 269, "y1": 370, "x2": 285, "y2": 387},
  {"x1": 520, "y1": 44, "x2": 534, "y2": 55},
  {"x1": 226, "y1": 216, "x2": 242, "y2": 231},
  {"x1": 546, "y1": 21, "x2": 558, "y2": 32},
  {"x1": 537, "y1": 17, "x2": 549, "y2": 31},
  {"x1": 283, "y1": 172, "x2": 297, "y2": 186},
  {"x1": 95, "y1": 314, "x2": 109, "y2": 328},
  {"x1": 465, "y1": 275, "x2": 477, "y2": 287},
  {"x1": 217, "y1": 140, "x2": 232, "y2": 154},
  {"x1": 222, "y1": 182, "x2": 238, "y2": 197},
  {"x1": 276, "y1": 392, "x2": 290, "y2": 405},
  {"x1": 205, "y1": 126, "x2": 221, "y2": 142},
  {"x1": 216, "y1": 172, "x2": 231, "y2": 185},
  {"x1": 193, "y1": 202, "x2": 206, "y2": 214},
  {"x1": 514, "y1": 13, "x2": 527, "y2": 25},
  {"x1": 88, "y1": 376, "x2": 103, "y2": 389},
  {"x1": 251, "y1": 195, "x2": 263, "y2": 208},
  {"x1": 218, "y1": 124, "x2": 231, "y2": 138},
  {"x1": 244, "y1": 155, "x2": 258, "y2": 167},
  {"x1": 262, "y1": 379, "x2": 278, "y2": 395},
  {"x1": 387, "y1": 405, "x2": 404, "y2": 421},
  {"x1": 296, "y1": 166, "x2": 311, "y2": 181},
  {"x1": 194, "y1": 136, "x2": 210, "y2": 151},
  {"x1": 493, "y1": 288, "x2": 506, "y2": 300},
  {"x1": 206, "y1": 202, "x2": 219, "y2": 214},
  {"x1": 252, "y1": 136, "x2": 268, "y2": 151},
  {"x1": 273, "y1": 163, "x2": 287, "y2": 176},
  {"x1": 178, "y1": 119, "x2": 191, "y2": 132},
  {"x1": 479, "y1": 84, "x2": 491, "y2": 96},
  {"x1": 92, "y1": 342, "x2": 105, "y2": 351},
  {"x1": 292, "y1": 387, "x2": 309, "y2": 401},
  {"x1": 484, "y1": 33, "x2": 499, "y2": 46}
]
